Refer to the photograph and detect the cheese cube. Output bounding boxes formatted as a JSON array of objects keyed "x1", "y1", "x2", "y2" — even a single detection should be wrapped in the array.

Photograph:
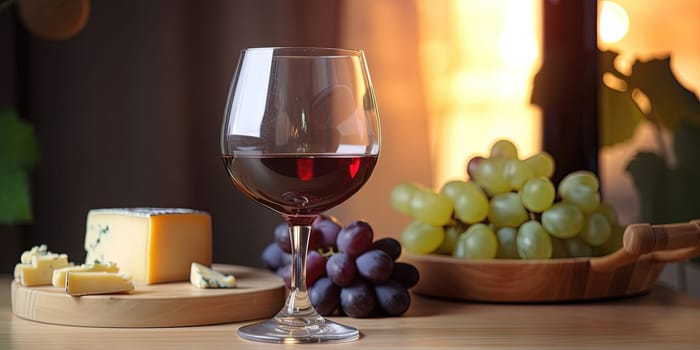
[
  {"x1": 20, "y1": 244, "x2": 48, "y2": 264},
  {"x1": 52, "y1": 261, "x2": 119, "y2": 288},
  {"x1": 14, "y1": 244, "x2": 50, "y2": 281},
  {"x1": 16, "y1": 254, "x2": 71, "y2": 286},
  {"x1": 66, "y1": 272, "x2": 134, "y2": 296},
  {"x1": 84, "y1": 208, "x2": 212, "y2": 284}
]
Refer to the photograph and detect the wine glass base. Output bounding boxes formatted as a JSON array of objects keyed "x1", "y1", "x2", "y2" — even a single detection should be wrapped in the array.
[{"x1": 237, "y1": 317, "x2": 360, "y2": 344}]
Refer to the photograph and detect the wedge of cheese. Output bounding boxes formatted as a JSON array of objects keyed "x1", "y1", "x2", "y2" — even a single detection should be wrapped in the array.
[
  {"x1": 14, "y1": 245, "x2": 71, "y2": 286},
  {"x1": 65, "y1": 271, "x2": 134, "y2": 296},
  {"x1": 190, "y1": 263, "x2": 236, "y2": 288},
  {"x1": 84, "y1": 208, "x2": 212, "y2": 284},
  {"x1": 52, "y1": 260, "x2": 119, "y2": 288}
]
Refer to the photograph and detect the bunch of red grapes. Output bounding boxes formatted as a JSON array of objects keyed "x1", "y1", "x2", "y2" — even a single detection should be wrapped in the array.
[{"x1": 262, "y1": 215, "x2": 420, "y2": 318}]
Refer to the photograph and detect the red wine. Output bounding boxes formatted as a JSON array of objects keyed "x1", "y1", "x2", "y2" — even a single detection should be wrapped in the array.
[{"x1": 222, "y1": 154, "x2": 378, "y2": 216}]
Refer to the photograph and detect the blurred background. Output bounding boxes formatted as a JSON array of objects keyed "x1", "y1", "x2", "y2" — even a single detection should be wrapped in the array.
[{"x1": 1, "y1": 0, "x2": 699, "y2": 295}]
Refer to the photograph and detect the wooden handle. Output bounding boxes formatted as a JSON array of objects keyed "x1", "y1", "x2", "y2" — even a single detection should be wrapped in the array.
[
  {"x1": 650, "y1": 220, "x2": 700, "y2": 263},
  {"x1": 623, "y1": 222, "x2": 700, "y2": 256},
  {"x1": 591, "y1": 221, "x2": 700, "y2": 272}
]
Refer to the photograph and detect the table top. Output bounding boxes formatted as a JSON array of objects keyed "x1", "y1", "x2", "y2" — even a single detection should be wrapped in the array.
[{"x1": 2, "y1": 275, "x2": 700, "y2": 350}]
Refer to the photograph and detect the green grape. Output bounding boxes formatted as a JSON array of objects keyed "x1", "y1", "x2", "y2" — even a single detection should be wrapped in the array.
[
  {"x1": 473, "y1": 157, "x2": 511, "y2": 195},
  {"x1": 453, "y1": 224, "x2": 498, "y2": 259},
  {"x1": 594, "y1": 202, "x2": 619, "y2": 225},
  {"x1": 520, "y1": 177, "x2": 555, "y2": 212},
  {"x1": 564, "y1": 236, "x2": 592, "y2": 258},
  {"x1": 436, "y1": 225, "x2": 462, "y2": 255},
  {"x1": 504, "y1": 159, "x2": 534, "y2": 190},
  {"x1": 489, "y1": 139, "x2": 519, "y2": 159},
  {"x1": 550, "y1": 236, "x2": 569, "y2": 258},
  {"x1": 561, "y1": 184, "x2": 600, "y2": 213},
  {"x1": 580, "y1": 212, "x2": 611, "y2": 246},
  {"x1": 390, "y1": 182, "x2": 423, "y2": 215},
  {"x1": 488, "y1": 192, "x2": 529, "y2": 228},
  {"x1": 410, "y1": 189, "x2": 454, "y2": 226},
  {"x1": 524, "y1": 152, "x2": 555, "y2": 178},
  {"x1": 401, "y1": 220, "x2": 445, "y2": 255},
  {"x1": 495, "y1": 226, "x2": 519, "y2": 259},
  {"x1": 516, "y1": 220, "x2": 552, "y2": 259},
  {"x1": 541, "y1": 202, "x2": 583, "y2": 239},
  {"x1": 452, "y1": 185, "x2": 489, "y2": 224},
  {"x1": 558, "y1": 170, "x2": 599, "y2": 197},
  {"x1": 440, "y1": 180, "x2": 466, "y2": 201},
  {"x1": 440, "y1": 180, "x2": 480, "y2": 202},
  {"x1": 597, "y1": 223, "x2": 624, "y2": 256}
]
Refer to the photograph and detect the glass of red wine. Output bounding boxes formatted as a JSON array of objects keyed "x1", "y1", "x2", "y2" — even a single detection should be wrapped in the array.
[{"x1": 221, "y1": 47, "x2": 380, "y2": 343}]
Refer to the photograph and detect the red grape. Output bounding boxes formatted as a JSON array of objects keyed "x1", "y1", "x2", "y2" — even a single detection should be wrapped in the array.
[
  {"x1": 356, "y1": 249, "x2": 394, "y2": 284},
  {"x1": 312, "y1": 215, "x2": 342, "y2": 250},
  {"x1": 261, "y1": 242, "x2": 284, "y2": 270},
  {"x1": 467, "y1": 156, "x2": 485, "y2": 179},
  {"x1": 306, "y1": 250, "x2": 327, "y2": 287},
  {"x1": 371, "y1": 237, "x2": 402, "y2": 261},
  {"x1": 273, "y1": 222, "x2": 291, "y2": 253},
  {"x1": 340, "y1": 280, "x2": 376, "y2": 318},
  {"x1": 309, "y1": 277, "x2": 340, "y2": 316},
  {"x1": 337, "y1": 220, "x2": 374, "y2": 257},
  {"x1": 326, "y1": 252, "x2": 357, "y2": 287},
  {"x1": 391, "y1": 262, "x2": 419, "y2": 289},
  {"x1": 374, "y1": 280, "x2": 410, "y2": 316}
]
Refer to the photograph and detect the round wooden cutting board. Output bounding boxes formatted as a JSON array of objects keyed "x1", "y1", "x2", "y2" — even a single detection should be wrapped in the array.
[{"x1": 11, "y1": 264, "x2": 285, "y2": 328}]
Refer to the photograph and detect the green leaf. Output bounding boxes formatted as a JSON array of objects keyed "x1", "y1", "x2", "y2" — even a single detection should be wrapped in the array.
[
  {"x1": 674, "y1": 120, "x2": 700, "y2": 165},
  {"x1": 626, "y1": 56, "x2": 700, "y2": 130},
  {"x1": 626, "y1": 122, "x2": 700, "y2": 226},
  {"x1": 625, "y1": 151, "x2": 672, "y2": 224},
  {"x1": 669, "y1": 122, "x2": 700, "y2": 222},
  {"x1": 0, "y1": 109, "x2": 39, "y2": 224},
  {"x1": 599, "y1": 85, "x2": 644, "y2": 147},
  {"x1": 0, "y1": 168, "x2": 33, "y2": 224},
  {"x1": 0, "y1": 109, "x2": 40, "y2": 169}
]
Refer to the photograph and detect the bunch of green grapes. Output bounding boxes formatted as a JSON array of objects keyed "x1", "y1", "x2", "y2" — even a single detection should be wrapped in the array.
[{"x1": 390, "y1": 139, "x2": 624, "y2": 260}]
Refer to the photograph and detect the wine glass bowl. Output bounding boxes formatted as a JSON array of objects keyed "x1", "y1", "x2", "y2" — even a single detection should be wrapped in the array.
[{"x1": 221, "y1": 47, "x2": 380, "y2": 343}]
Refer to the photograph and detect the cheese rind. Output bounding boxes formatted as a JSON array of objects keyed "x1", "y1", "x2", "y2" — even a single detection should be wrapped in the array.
[
  {"x1": 52, "y1": 261, "x2": 119, "y2": 288},
  {"x1": 65, "y1": 272, "x2": 134, "y2": 296},
  {"x1": 190, "y1": 263, "x2": 237, "y2": 288},
  {"x1": 84, "y1": 208, "x2": 212, "y2": 284}
]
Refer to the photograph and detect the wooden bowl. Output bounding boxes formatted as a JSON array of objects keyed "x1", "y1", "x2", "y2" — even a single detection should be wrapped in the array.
[{"x1": 405, "y1": 221, "x2": 700, "y2": 303}]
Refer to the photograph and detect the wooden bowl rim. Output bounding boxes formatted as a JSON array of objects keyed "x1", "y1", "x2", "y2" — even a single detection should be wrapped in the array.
[{"x1": 404, "y1": 253, "x2": 596, "y2": 266}]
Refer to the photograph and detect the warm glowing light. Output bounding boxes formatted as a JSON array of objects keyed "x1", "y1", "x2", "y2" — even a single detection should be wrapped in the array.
[
  {"x1": 498, "y1": 25, "x2": 538, "y2": 67},
  {"x1": 599, "y1": 1, "x2": 629, "y2": 43},
  {"x1": 417, "y1": 0, "x2": 542, "y2": 189}
]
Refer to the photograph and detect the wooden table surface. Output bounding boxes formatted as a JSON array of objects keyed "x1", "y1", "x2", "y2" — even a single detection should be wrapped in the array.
[{"x1": 2, "y1": 275, "x2": 700, "y2": 350}]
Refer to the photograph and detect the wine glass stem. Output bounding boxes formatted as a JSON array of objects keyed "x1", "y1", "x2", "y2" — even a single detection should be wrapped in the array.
[
  {"x1": 277, "y1": 223, "x2": 322, "y2": 323},
  {"x1": 289, "y1": 224, "x2": 310, "y2": 309}
]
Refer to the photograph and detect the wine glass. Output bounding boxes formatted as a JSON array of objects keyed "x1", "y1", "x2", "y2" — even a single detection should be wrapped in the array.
[{"x1": 220, "y1": 47, "x2": 381, "y2": 343}]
